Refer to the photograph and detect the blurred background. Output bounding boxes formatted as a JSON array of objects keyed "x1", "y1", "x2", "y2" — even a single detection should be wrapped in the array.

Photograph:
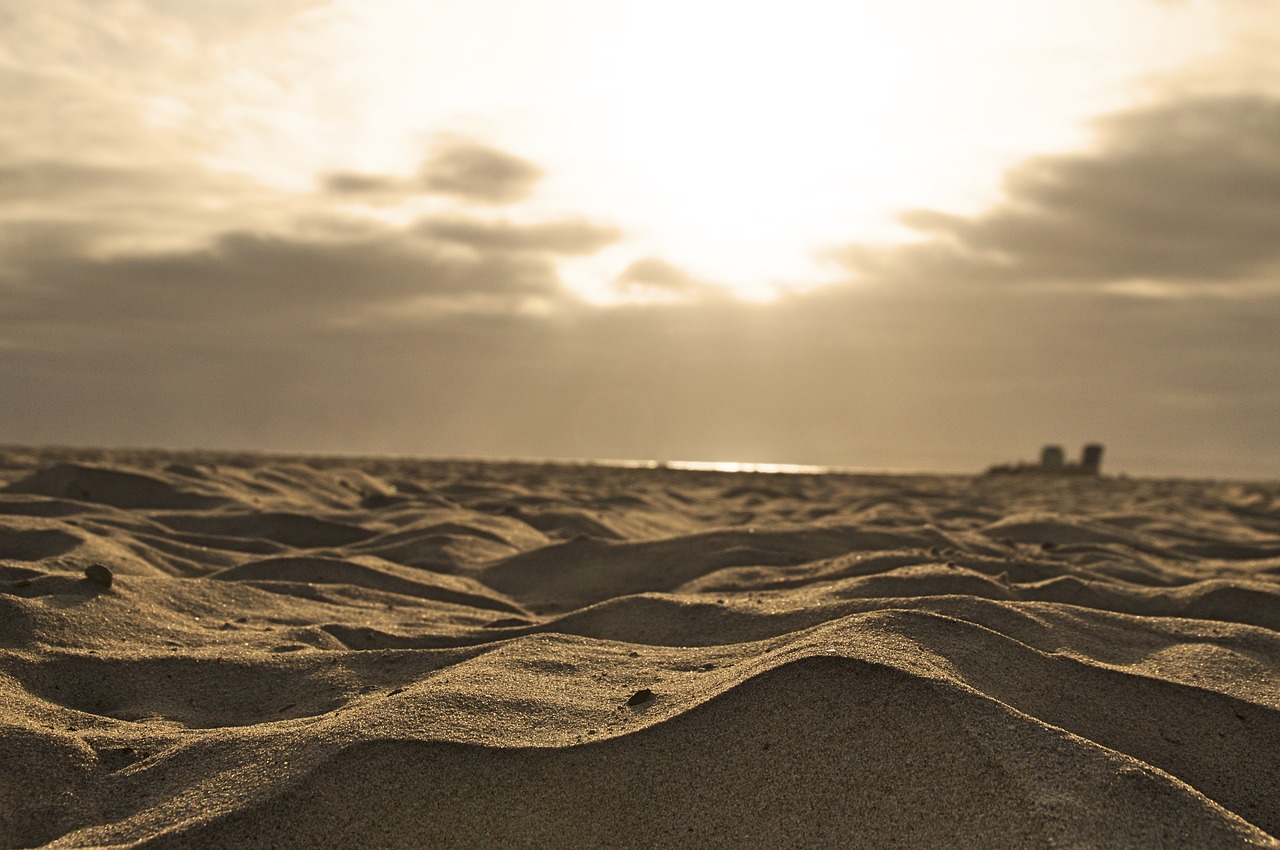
[{"x1": 2, "y1": 0, "x2": 1278, "y2": 477}]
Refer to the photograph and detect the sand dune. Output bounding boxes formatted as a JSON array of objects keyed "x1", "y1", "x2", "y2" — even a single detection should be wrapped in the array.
[{"x1": 1, "y1": 448, "x2": 1279, "y2": 848}]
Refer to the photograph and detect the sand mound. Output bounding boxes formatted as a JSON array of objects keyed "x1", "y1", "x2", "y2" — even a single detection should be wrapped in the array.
[
  {"x1": 154, "y1": 513, "x2": 376, "y2": 549},
  {"x1": 210, "y1": 555, "x2": 525, "y2": 613},
  {"x1": 129, "y1": 658, "x2": 1271, "y2": 849},
  {"x1": 3, "y1": 463, "x2": 228, "y2": 511},
  {"x1": 0, "y1": 447, "x2": 1278, "y2": 848}
]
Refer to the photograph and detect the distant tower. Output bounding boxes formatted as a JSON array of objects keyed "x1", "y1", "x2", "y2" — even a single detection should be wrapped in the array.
[
  {"x1": 1080, "y1": 443, "x2": 1104, "y2": 475},
  {"x1": 1040, "y1": 445, "x2": 1065, "y2": 469}
]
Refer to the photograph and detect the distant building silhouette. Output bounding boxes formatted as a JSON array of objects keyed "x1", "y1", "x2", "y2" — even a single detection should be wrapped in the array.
[
  {"x1": 1080, "y1": 443, "x2": 1104, "y2": 475},
  {"x1": 986, "y1": 443, "x2": 1105, "y2": 476}
]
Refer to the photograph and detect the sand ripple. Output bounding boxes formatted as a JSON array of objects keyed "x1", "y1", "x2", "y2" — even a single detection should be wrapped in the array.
[{"x1": 1, "y1": 448, "x2": 1278, "y2": 848}]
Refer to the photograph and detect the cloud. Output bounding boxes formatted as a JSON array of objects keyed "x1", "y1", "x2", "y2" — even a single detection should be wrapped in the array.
[
  {"x1": 418, "y1": 137, "x2": 544, "y2": 204},
  {"x1": 413, "y1": 217, "x2": 620, "y2": 255},
  {"x1": 0, "y1": 125, "x2": 628, "y2": 361},
  {"x1": 0, "y1": 212, "x2": 628, "y2": 351},
  {"x1": 837, "y1": 95, "x2": 1280, "y2": 288},
  {"x1": 616, "y1": 257, "x2": 698, "y2": 291},
  {"x1": 0, "y1": 154, "x2": 321, "y2": 273},
  {"x1": 318, "y1": 171, "x2": 403, "y2": 197},
  {"x1": 322, "y1": 137, "x2": 544, "y2": 206}
]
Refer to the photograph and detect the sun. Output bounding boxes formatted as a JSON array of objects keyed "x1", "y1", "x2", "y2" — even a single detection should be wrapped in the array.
[
  {"x1": 536, "y1": 0, "x2": 1217, "y2": 302},
  {"x1": 583, "y1": 1, "x2": 938, "y2": 298}
]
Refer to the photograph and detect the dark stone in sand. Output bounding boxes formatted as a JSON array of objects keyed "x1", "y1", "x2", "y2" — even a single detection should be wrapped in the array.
[
  {"x1": 84, "y1": 563, "x2": 113, "y2": 588},
  {"x1": 360, "y1": 492, "x2": 409, "y2": 509},
  {"x1": 626, "y1": 688, "x2": 655, "y2": 706},
  {"x1": 13, "y1": 579, "x2": 31, "y2": 588}
]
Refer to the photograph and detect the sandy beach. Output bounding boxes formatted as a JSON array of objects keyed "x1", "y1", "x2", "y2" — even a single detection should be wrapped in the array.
[{"x1": 1, "y1": 446, "x2": 1278, "y2": 848}]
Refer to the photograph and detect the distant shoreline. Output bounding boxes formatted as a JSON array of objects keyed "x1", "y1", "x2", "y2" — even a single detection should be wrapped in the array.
[{"x1": 3, "y1": 444, "x2": 1275, "y2": 485}]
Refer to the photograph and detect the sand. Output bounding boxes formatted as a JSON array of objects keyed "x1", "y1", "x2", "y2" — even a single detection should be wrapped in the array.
[{"x1": 1, "y1": 447, "x2": 1278, "y2": 849}]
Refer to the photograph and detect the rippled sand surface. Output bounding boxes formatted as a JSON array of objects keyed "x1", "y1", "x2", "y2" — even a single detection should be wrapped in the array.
[{"x1": 2, "y1": 447, "x2": 1279, "y2": 848}]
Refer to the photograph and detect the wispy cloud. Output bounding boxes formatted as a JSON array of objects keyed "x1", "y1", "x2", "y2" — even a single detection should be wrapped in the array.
[{"x1": 413, "y1": 216, "x2": 620, "y2": 255}]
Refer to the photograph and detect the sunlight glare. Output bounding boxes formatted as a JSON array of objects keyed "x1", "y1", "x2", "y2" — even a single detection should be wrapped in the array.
[
  {"x1": 204, "y1": 0, "x2": 1226, "y2": 302},
  {"x1": 559, "y1": 0, "x2": 1223, "y2": 300}
]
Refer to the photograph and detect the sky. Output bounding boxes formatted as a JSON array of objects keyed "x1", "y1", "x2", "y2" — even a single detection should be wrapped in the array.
[{"x1": 2, "y1": 0, "x2": 1279, "y2": 478}]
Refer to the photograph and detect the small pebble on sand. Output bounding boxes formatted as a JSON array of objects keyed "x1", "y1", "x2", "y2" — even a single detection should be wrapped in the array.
[
  {"x1": 627, "y1": 688, "x2": 656, "y2": 706},
  {"x1": 84, "y1": 563, "x2": 114, "y2": 588}
]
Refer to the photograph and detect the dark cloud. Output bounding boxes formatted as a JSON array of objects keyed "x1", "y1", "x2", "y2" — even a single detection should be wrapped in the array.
[
  {"x1": 0, "y1": 157, "x2": 286, "y2": 255},
  {"x1": 417, "y1": 137, "x2": 543, "y2": 204},
  {"x1": 413, "y1": 217, "x2": 620, "y2": 255},
  {"x1": 837, "y1": 95, "x2": 1280, "y2": 287},
  {"x1": 320, "y1": 137, "x2": 544, "y2": 205},
  {"x1": 617, "y1": 257, "x2": 698, "y2": 291},
  {"x1": 0, "y1": 159, "x2": 270, "y2": 226},
  {"x1": 0, "y1": 138, "x2": 619, "y2": 356},
  {"x1": 0, "y1": 217, "x2": 615, "y2": 350}
]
